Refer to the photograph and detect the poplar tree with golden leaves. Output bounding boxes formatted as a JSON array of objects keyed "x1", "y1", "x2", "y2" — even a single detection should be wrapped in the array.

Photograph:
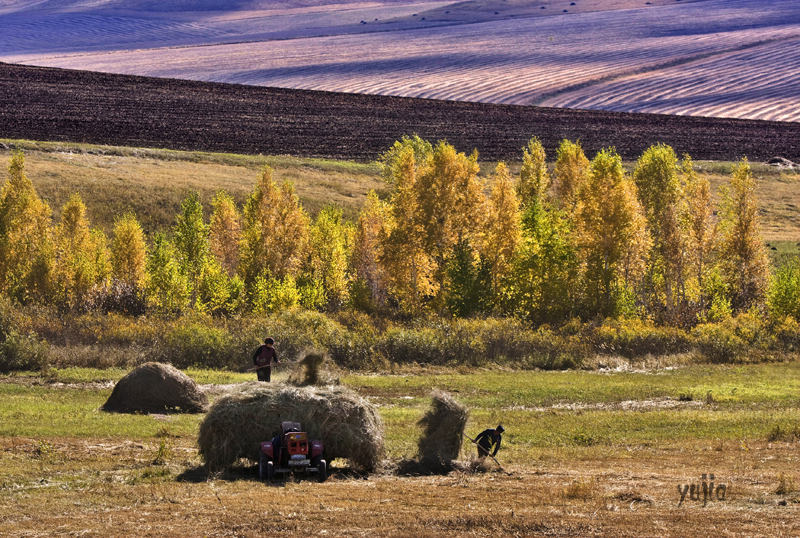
[
  {"x1": 681, "y1": 155, "x2": 715, "y2": 312},
  {"x1": 552, "y1": 139, "x2": 590, "y2": 209},
  {"x1": 0, "y1": 152, "x2": 53, "y2": 303},
  {"x1": 413, "y1": 141, "x2": 487, "y2": 307},
  {"x1": 633, "y1": 144, "x2": 687, "y2": 319},
  {"x1": 209, "y1": 191, "x2": 241, "y2": 277},
  {"x1": 239, "y1": 166, "x2": 309, "y2": 287},
  {"x1": 517, "y1": 137, "x2": 549, "y2": 209},
  {"x1": 379, "y1": 144, "x2": 437, "y2": 314},
  {"x1": 53, "y1": 194, "x2": 109, "y2": 310},
  {"x1": 308, "y1": 205, "x2": 351, "y2": 310},
  {"x1": 717, "y1": 158, "x2": 769, "y2": 311},
  {"x1": 350, "y1": 190, "x2": 391, "y2": 311},
  {"x1": 575, "y1": 148, "x2": 650, "y2": 317},
  {"x1": 483, "y1": 162, "x2": 521, "y2": 295},
  {"x1": 110, "y1": 212, "x2": 147, "y2": 290}
]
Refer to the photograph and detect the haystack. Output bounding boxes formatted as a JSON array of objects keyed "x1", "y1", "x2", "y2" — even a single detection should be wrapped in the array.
[
  {"x1": 198, "y1": 383, "x2": 383, "y2": 472},
  {"x1": 102, "y1": 362, "x2": 208, "y2": 413},
  {"x1": 416, "y1": 390, "x2": 468, "y2": 472}
]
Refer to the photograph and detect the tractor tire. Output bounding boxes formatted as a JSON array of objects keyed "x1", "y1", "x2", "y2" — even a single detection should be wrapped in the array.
[
  {"x1": 317, "y1": 459, "x2": 327, "y2": 482},
  {"x1": 258, "y1": 453, "x2": 267, "y2": 481},
  {"x1": 266, "y1": 461, "x2": 274, "y2": 481}
]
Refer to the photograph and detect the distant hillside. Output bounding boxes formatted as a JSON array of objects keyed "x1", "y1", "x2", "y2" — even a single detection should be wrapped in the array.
[
  {"x1": 2, "y1": 0, "x2": 799, "y2": 122},
  {"x1": 1, "y1": 62, "x2": 799, "y2": 163}
]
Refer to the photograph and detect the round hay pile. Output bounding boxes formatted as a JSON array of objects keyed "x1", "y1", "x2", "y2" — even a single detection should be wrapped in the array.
[
  {"x1": 198, "y1": 383, "x2": 383, "y2": 472},
  {"x1": 102, "y1": 362, "x2": 208, "y2": 413},
  {"x1": 416, "y1": 390, "x2": 468, "y2": 472}
]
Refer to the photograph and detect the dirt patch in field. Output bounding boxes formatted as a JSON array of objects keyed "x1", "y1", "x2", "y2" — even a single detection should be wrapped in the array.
[{"x1": 1, "y1": 62, "x2": 799, "y2": 162}]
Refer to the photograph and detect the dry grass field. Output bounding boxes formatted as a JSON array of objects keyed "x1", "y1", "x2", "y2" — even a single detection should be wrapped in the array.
[
  {"x1": 2, "y1": 141, "x2": 797, "y2": 246},
  {"x1": 2, "y1": 0, "x2": 800, "y2": 122},
  {"x1": 2, "y1": 364, "x2": 800, "y2": 536}
]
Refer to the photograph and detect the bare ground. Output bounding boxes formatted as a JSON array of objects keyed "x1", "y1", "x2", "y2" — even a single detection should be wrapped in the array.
[{"x1": 1, "y1": 436, "x2": 798, "y2": 536}]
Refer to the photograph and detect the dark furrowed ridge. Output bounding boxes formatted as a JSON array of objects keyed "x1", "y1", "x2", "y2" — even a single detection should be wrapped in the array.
[{"x1": 1, "y1": 62, "x2": 798, "y2": 162}]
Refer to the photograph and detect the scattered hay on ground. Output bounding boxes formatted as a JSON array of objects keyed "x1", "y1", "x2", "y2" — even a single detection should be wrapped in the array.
[
  {"x1": 198, "y1": 383, "x2": 383, "y2": 472},
  {"x1": 101, "y1": 362, "x2": 207, "y2": 414},
  {"x1": 287, "y1": 351, "x2": 339, "y2": 386},
  {"x1": 416, "y1": 390, "x2": 468, "y2": 473}
]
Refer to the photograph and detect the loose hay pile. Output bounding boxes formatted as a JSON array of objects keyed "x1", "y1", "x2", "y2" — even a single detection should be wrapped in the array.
[
  {"x1": 287, "y1": 351, "x2": 339, "y2": 386},
  {"x1": 102, "y1": 362, "x2": 208, "y2": 413},
  {"x1": 416, "y1": 390, "x2": 468, "y2": 472},
  {"x1": 198, "y1": 383, "x2": 383, "y2": 472}
]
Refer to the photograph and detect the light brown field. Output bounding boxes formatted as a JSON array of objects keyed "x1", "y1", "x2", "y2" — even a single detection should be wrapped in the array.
[
  {"x1": 1, "y1": 436, "x2": 799, "y2": 536},
  {"x1": 2, "y1": 144, "x2": 797, "y2": 245},
  {"x1": 3, "y1": 0, "x2": 800, "y2": 122}
]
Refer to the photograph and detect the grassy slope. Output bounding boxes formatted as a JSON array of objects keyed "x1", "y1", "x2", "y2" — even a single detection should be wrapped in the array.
[
  {"x1": 1, "y1": 140, "x2": 798, "y2": 250},
  {"x1": 0, "y1": 139, "x2": 384, "y2": 233}
]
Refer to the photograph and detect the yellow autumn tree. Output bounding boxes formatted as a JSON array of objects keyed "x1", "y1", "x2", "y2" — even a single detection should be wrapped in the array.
[
  {"x1": 414, "y1": 141, "x2": 487, "y2": 306},
  {"x1": 483, "y1": 162, "x2": 521, "y2": 294},
  {"x1": 552, "y1": 139, "x2": 590, "y2": 209},
  {"x1": 239, "y1": 166, "x2": 309, "y2": 287},
  {"x1": 110, "y1": 212, "x2": 147, "y2": 290},
  {"x1": 350, "y1": 190, "x2": 391, "y2": 311},
  {"x1": 0, "y1": 152, "x2": 53, "y2": 302},
  {"x1": 575, "y1": 148, "x2": 650, "y2": 316},
  {"x1": 633, "y1": 144, "x2": 687, "y2": 319},
  {"x1": 379, "y1": 144, "x2": 437, "y2": 314},
  {"x1": 209, "y1": 190, "x2": 241, "y2": 277},
  {"x1": 53, "y1": 194, "x2": 109, "y2": 309},
  {"x1": 681, "y1": 155, "x2": 715, "y2": 311},
  {"x1": 308, "y1": 205, "x2": 351, "y2": 310},
  {"x1": 517, "y1": 137, "x2": 549, "y2": 209},
  {"x1": 717, "y1": 158, "x2": 769, "y2": 310}
]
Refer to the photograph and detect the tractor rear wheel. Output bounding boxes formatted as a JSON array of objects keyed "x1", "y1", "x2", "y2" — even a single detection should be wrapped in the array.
[
  {"x1": 258, "y1": 454, "x2": 274, "y2": 481},
  {"x1": 317, "y1": 459, "x2": 327, "y2": 482}
]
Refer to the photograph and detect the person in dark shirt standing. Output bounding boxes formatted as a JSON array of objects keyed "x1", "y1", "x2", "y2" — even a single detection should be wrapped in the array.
[
  {"x1": 474, "y1": 424, "x2": 504, "y2": 459},
  {"x1": 252, "y1": 337, "x2": 278, "y2": 382}
]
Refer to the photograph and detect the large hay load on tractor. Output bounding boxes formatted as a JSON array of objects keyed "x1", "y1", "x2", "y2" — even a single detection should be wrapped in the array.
[{"x1": 198, "y1": 384, "x2": 383, "y2": 473}]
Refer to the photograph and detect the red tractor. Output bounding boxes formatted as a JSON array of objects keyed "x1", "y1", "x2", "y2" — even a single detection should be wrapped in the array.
[{"x1": 258, "y1": 421, "x2": 327, "y2": 482}]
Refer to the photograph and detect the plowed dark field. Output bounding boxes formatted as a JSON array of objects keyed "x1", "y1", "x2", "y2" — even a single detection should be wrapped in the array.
[{"x1": 2, "y1": 62, "x2": 799, "y2": 161}]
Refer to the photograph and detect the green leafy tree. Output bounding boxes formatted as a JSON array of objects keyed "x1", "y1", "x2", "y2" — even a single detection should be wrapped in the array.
[
  {"x1": 146, "y1": 233, "x2": 189, "y2": 314},
  {"x1": 767, "y1": 259, "x2": 800, "y2": 320},
  {"x1": 508, "y1": 204, "x2": 578, "y2": 323},
  {"x1": 174, "y1": 192, "x2": 210, "y2": 306},
  {"x1": 717, "y1": 158, "x2": 769, "y2": 310},
  {"x1": 196, "y1": 257, "x2": 243, "y2": 316},
  {"x1": 378, "y1": 134, "x2": 433, "y2": 183},
  {"x1": 445, "y1": 239, "x2": 492, "y2": 317},
  {"x1": 0, "y1": 152, "x2": 53, "y2": 302}
]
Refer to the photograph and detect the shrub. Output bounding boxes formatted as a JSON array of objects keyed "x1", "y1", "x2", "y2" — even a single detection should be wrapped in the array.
[
  {"x1": 692, "y1": 312, "x2": 770, "y2": 363},
  {"x1": 0, "y1": 329, "x2": 49, "y2": 372},
  {"x1": 156, "y1": 320, "x2": 236, "y2": 369},
  {"x1": 592, "y1": 318, "x2": 692, "y2": 358}
]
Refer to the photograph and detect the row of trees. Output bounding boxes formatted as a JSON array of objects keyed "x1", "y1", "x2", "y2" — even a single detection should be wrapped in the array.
[{"x1": 0, "y1": 139, "x2": 788, "y2": 326}]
